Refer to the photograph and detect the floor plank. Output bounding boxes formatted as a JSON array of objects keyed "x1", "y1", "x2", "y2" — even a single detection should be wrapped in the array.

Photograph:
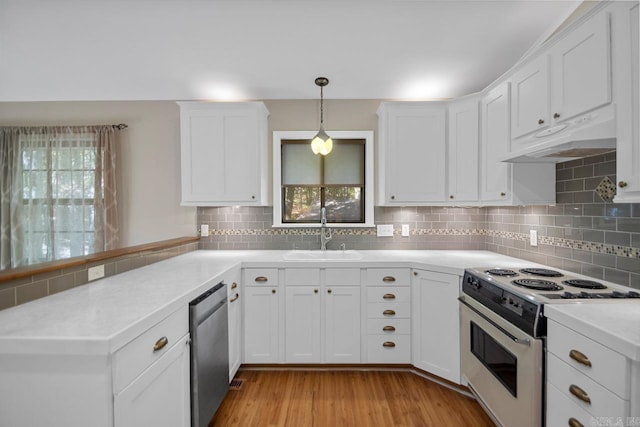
[{"x1": 210, "y1": 369, "x2": 495, "y2": 426}]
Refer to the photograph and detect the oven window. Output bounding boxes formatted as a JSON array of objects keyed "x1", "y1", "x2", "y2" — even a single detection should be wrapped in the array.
[{"x1": 470, "y1": 321, "x2": 517, "y2": 397}]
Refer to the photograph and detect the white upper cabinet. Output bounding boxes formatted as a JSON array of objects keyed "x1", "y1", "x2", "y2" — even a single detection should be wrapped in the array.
[
  {"x1": 481, "y1": 83, "x2": 556, "y2": 205},
  {"x1": 377, "y1": 102, "x2": 447, "y2": 205},
  {"x1": 613, "y1": 2, "x2": 640, "y2": 202},
  {"x1": 510, "y1": 10, "x2": 611, "y2": 142},
  {"x1": 510, "y1": 54, "x2": 550, "y2": 139},
  {"x1": 448, "y1": 98, "x2": 479, "y2": 202},
  {"x1": 178, "y1": 102, "x2": 270, "y2": 206},
  {"x1": 481, "y1": 83, "x2": 512, "y2": 203},
  {"x1": 549, "y1": 11, "x2": 611, "y2": 124}
]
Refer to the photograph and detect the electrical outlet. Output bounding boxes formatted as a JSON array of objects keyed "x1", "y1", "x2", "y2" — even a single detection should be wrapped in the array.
[
  {"x1": 200, "y1": 224, "x2": 209, "y2": 236},
  {"x1": 88, "y1": 265, "x2": 105, "y2": 281},
  {"x1": 530, "y1": 230, "x2": 538, "y2": 247},
  {"x1": 401, "y1": 224, "x2": 410, "y2": 237},
  {"x1": 376, "y1": 224, "x2": 394, "y2": 237}
]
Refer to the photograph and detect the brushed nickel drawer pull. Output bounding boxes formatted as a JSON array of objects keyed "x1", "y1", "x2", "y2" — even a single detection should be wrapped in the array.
[
  {"x1": 271, "y1": 289, "x2": 276, "y2": 294},
  {"x1": 231, "y1": 282, "x2": 238, "y2": 290},
  {"x1": 327, "y1": 289, "x2": 332, "y2": 294},
  {"x1": 254, "y1": 276, "x2": 268, "y2": 282},
  {"x1": 568, "y1": 418, "x2": 584, "y2": 427},
  {"x1": 382, "y1": 276, "x2": 396, "y2": 282},
  {"x1": 153, "y1": 336, "x2": 168, "y2": 352},
  {"x1": 383, "y1": 293, "x2": 396, "y2": 300},
  {"x1": 619, "y1": 181, "x2": 628, "y2": 188},
  {"x1": 538, "y1": 118, "x2": 545, "y2": 125},
  {"x1": 382, "y1": 341, "x2": 396, "y2": 348},
  {"x1": 229, "y1": 293, "x2": 239, "y2": 303},
  {"x1": 569, "y1": 349, "x2": 592, "y2": 368},
  {"x1": 553, "y1": 112, "x2": 561, "y2": 119},
  {"x1": 383, "y1": 309, "x2": 396, "y2": 316},
  {"x1": 569, "y1": 384, "x2": 591, "y2": 404},
  {"x1": 314, "y1": 289, "x2": 318, "y2": 294},
  {"x1": 382, "y1": 326, "x2": 396, "y2": 332}
]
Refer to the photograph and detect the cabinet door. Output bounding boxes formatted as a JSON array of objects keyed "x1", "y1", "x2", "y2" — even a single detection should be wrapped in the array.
[
  {"x1": 285, "y1": 286, "x2": 321, "y2": 363},
  {"x1": 615, "y1": 3, "x2": 640, "y2": 202},
  {"x1": 325, "y1": 286, "x2": 361, "y2": 363},
  {"x1": 550, "y1": 12, "x2": 611, "y2": 123},
  {"x1": 383, "y1": 104, "x2": 447, "y2": 203},
  {"x1": 411, "y1": 270, "x2": 461, "y2": 384},
  {"x1": 510, "y1": 55, "x2": 550, "y2": 138},
  {"x1": 227, "y1": 279, "x2": 241, "y2": 382},
  {"x1": 179, "y1": 102, "x2": 268, "y2": 206},
  {"x1": 448, "y1": 99, "x2": 479, "y2": 202},
  {"x1": 244, "y1": 286, "x2": 280, "y2": 363},
  {"x1": 481, "y1": 83, "x2": 512, "y2": 203},
  {"x1": 114, "y1": 335, "x2": 190, "y2": 427}
]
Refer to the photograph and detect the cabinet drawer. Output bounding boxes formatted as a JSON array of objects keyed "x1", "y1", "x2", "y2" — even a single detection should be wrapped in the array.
[
  {"x1": 367, "y1": 318, "x2": 411, "y2": 335},
  {"x1": 365, "y1": 268, "x2": 410, "y2": 286},
  {"x1": 547, "y1": 382, "x2": 595, "y2": 427},
  {"x1": 367, "y1": 335, "x2": 411, "y2": 363},
  {"x1": 548, "y1": 320, "x2": 630, "y2": 397},
  {"x1": 547, "y1": 353, "x2": 628, "y2": 416},
  {"x1": 367, "y1": 302, "x2": 411, "y2": 319},
  {"x1": 113, "y1": 307, "x2": 189, "y2": 393},
  {"x1": 244, "y1": 268, "x2": 278, "y2": 285},
  {"x1": 325, "y1": 268, "x2": 361, "y2": 286},
  {"x1": 367, "y1": 287, "x2": 410, "y2": 303},
  {"x1": 284, "y1": 268, "x2": 320, "y2": 286}
]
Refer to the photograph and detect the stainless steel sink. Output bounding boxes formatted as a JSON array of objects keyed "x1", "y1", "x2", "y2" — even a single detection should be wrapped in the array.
[{"x1": 282, "y1": 250, "x2": 363, "y2": 261}]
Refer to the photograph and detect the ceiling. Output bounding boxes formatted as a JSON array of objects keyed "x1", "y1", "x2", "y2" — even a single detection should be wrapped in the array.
[{"x1": 0, "y1": 0, "x2": 584, "y2": 102}]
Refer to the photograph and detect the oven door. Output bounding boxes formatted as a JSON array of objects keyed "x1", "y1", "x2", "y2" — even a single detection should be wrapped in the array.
[{"x1": 459, "y1": 295, "x2": 543, "y2": 427}]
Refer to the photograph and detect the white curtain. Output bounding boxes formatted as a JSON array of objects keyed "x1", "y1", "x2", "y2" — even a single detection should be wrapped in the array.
[{"x1": 0, "y1": 126, "x2": 119, "y2": 269}]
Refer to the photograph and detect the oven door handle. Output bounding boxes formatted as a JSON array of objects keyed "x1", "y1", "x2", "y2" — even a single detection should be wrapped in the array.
[{"x1": 458, "y1": 296, "x2": 531, "y2": 346}]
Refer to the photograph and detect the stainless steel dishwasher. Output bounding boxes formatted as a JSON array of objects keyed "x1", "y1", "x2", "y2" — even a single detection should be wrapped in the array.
[{"x1": 189, "y1": 281, "x2": 229, "y2": 427}]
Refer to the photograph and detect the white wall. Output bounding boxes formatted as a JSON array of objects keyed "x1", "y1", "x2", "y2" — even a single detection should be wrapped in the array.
[{"x1": 0, "y1": 101, "x2": 196, "y2": 247}]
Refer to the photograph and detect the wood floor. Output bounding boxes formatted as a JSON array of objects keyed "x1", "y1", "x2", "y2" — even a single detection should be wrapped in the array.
[{"x1": 209, "y1": 369, "x2": 495, "y2": 426}]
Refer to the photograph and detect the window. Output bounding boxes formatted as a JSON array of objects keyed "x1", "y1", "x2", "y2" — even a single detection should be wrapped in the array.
[
  {"x1": 1, "y1": 125, "x2": 118, "y2": 269},
  {"x1": 273, "y1": 131, "x2": 374, "y2": 227}
]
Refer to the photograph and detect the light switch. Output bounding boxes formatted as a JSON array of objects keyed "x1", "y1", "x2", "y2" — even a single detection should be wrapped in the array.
[
  {"x1": 200, "y1": 224, "x2": 209, "y2": 236},
  {"x1": 530, "y1": 230, "x2": 538, "y2": 247},
  {"x1": 401, "y1": 224, "x2": 410, "y2": 237}
]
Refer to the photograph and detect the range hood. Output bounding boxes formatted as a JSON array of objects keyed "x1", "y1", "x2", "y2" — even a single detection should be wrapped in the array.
[{"x1": 500, "y1": 104, "x2": 616, "y2": 163}]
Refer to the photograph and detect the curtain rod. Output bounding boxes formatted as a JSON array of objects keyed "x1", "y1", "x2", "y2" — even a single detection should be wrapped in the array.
[{"x1": 112, "y1": 123, "x2": 128, "y2": 130}]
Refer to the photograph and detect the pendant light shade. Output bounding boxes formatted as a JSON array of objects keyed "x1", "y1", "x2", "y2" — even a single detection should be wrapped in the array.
[{"x1": 311, "y1": 77, "x2": 333, "y2": 155}]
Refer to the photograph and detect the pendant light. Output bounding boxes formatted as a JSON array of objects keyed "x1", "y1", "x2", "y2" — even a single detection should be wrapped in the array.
[{"x1": 311, "y1": 77, "x2": 333, "y2": 155}]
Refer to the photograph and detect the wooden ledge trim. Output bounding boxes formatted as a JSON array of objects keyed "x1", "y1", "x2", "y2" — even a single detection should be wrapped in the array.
[{"x1": 0, "y1": 236, "x2": 199, "y2": 283}]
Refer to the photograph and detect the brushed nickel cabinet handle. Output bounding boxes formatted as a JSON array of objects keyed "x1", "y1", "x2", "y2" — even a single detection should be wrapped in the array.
[
  {"x1": 553, "y1": 112, "x2": 561, "y2": 119},
  {"x1": 251, "y1": 195, "x2": 255, "y2": 199},
  {"x1": 231, "y1": 282, "x2": 238, "y2": 290},
  {"x1": 538, "y1": 119, "x2": 545, "y2": 125},
  {"x1": 449, "y1": 195, "x2": 454, "y2": 199},
  {"x1": 382, "y1": 326, "x2": 396, "y2": 332},
  {"x1": 569, "y1": 384, "x2": 591, "y2": 404},
  {"x1": 382, "y1": 276, "x2": 396, "y2": 282},
  {"x1": 568, "y1": 418, "x2": 584, "y2": 427},
  {"x1": 500, "y1": 192, "x2": 506, "y2": 197},
  {"x1": 383, "y1": 293, "x2": 396, "y2": 300},
  {"x1": 382, "y1": 341, "x2": 396, "y2": 348},
  {"x1": 327, "y1": 289, "x2": 332, "y2": 294},
  {"x1": 391, "y1": 195, "x2": 395, "y2": 200},
  {"x1": 153, "y1": 336, "x2": 168, "y2": 352},
  {"x1": 569, "y1": 349, "x2": 592, "y2": 368},
  {"x1": 271, "y1": 289, "x2": 276, "y2": 294},
  {"x1": 254, "y1": 276, "x2": 268, "y2": 282},
  {"x1": 619, "y1": 181, "x2": 628, "y2": 188},
  {"x1": 383, "y1": 309, "x2": 396, "y2": 316},
  {"x1": 413, "y1": 271, "x2": 418, "y2": 276},
  {"x1": 229, "y1": 293, "x2": 239, "y2": 303},
  {"x1": 314, "y1": 289, "x2": 318, "y2": 294}
]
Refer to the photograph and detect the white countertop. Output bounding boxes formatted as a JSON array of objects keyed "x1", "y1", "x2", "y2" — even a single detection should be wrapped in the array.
[
  {"x1": 544, "y1": 302, "x2": 640, "y2": 361},
  {"x1": 0, "y1": 249, "x2": 637, "y2": 360}
]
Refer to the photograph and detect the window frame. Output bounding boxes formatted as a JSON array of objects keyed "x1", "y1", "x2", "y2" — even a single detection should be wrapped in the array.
[{"x1": 272, "y1": 130, "x2": 374, "y2": 228}]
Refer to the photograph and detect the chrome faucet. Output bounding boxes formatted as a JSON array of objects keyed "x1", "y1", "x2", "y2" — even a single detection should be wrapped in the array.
[{"x1": 320, "y1": 207, "x2": 332, "y2": 251}]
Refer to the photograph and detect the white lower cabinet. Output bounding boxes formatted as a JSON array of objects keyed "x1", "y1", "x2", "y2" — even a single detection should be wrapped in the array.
[
  {"x1": 114, "y1": 334, "x2": 190, "y2": 427},
  {"x1": 226, "y1": 269, "x2": 242, "y2": 381},
  {"x1": 411, "y1": 269, "x2": 461, "y2": 384},
  {"x1": 546, "y1": 319, "x2": 637, "y2": 426},
  {"x1": 284, "y1": 268, "x2": 361, "y2": 363},
  {"x1": 243, "y1": 285, "x2": 280, "y2": 363}
]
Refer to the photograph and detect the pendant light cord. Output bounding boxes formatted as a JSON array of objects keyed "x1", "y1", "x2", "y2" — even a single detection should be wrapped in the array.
[{"x1": 320, "y1": 85, "x2": 324, "y2": 125}]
